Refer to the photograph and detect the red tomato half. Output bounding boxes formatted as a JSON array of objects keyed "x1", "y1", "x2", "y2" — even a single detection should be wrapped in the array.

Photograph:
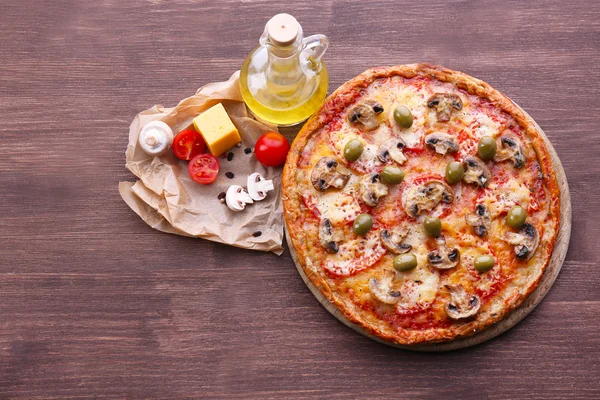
[
  {"x1": 254, "y1": 132, "x2": 290, "y2": 167},
  {"x1": 188, "y1": 154, "x2": 219, "y2": 184},
  {"x1": 173, "y1": 129, "x2": 206, "y2": 160}
]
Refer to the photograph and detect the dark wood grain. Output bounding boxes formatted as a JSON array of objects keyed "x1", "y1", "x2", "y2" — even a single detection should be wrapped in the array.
[{"x1": 0, "y1": 0, "x2": 599, "y2": 398}]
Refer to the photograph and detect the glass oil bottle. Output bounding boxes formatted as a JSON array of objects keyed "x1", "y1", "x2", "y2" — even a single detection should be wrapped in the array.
[{"x1": 240, "y1": 13, "x2": 329, "y2": 126}]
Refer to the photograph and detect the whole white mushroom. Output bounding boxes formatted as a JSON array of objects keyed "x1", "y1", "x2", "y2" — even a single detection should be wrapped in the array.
[{"x1": 138, "y1": 121, "x2": 174, "y2": 156}]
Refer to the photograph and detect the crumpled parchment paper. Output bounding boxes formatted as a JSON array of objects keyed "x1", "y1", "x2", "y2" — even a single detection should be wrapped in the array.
[{"x1": 119, "y1": 71, "x2": 284, "y2": 254}]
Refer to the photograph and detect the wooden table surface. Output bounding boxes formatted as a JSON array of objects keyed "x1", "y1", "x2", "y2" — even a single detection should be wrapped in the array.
[{"x1": 1, "y1": 0, "x2": 599, "y2": 398}]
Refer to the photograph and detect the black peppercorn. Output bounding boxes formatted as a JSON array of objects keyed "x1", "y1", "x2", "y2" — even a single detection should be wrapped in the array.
[
  {"x1": 244, "y1": 147, "x2": 252, "y2": 154},
  {"x1": 252, "y1": 231, "x2": 262, "y2": 237},
  {"x1": 227, "y1": 152, "x2": 234, "y2": 161},
  {"x1": 225, "y1": 172, "x2": 234, "y2": 179}
]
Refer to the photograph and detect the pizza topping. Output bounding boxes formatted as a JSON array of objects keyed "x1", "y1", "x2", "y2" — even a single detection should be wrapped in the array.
[
  {"x1": 423, "y1": 216, "x2": 442, "y2": 238},
  {"x1": 445, "y1": 284, "x2": 481, "y2": 320},
  {"x1": 393, "y1": 105, "x2": 414, "y2": 128},
  {"x1": 505, "y1": 222, "x2": 539, "y2": 260},
  {"x1": 427, "y1": 93, "x2": 463, "y2": 122},
  {"x1": 381, "y1": 165, "x2": 405, "y2": 184},
  {"x1": 369, "y1": 269, "x2": 401, "y2": 304},
  {"x1": 395, "y1": 268, "x2": 440, "y2": 315},
  {"x1": 311, "y1": 157, "x2": 350, "y2": 191},
  {"x1": 319, "y1": 218, "x2": 342, "y2": 254},
  {"x1": 404, "y1": 180, "x2": 454, "y2": 217},
  {"x1": 462, "y1": 156, "x2": 491, "y2": 188},
  {"x1": 393, "y1": 253, "x2": 418, "y2": 272},
  {"x1": 348, "y1": 100, "x2": 384, "y2": 130},
  {"x1": 343, "y1": 138, "x2": 364, "y2": 162},
  {"x1": 380, "y1": 229, "x2": 412, "y2": 254},
  {"x1": 477, "y1": 136, "x2": 497, "y2": 161},
  {"x1": 352, "y1": 213, "x2": 374, "y2": 236},
  {"x1": 445, "y1": 161, "x2": 465, "y2": 185},
  {"x1": 506, "y1": 205, "x2": 527, "y2": 229},
  {"x1": 465, "y1": 204, "x2": 491, "y2": 237},
  {"x1": 473, "y1": 255, "x2": 496, "y2": 272},
  {"x1": 377, "y1": 138, "x2": 407, "y2": 164},
  {"x1": 427, "y1": 236, "x2": 460, "y2": 270},
  {"x1": 495, "y1": 133, "x2": 526, "y2": 168},
  {"x1": 425, "y1": 132, "x2": 459, "y2": 155},
  {"x1": 360, "y1": 173, "x2": 389, "y2": 207},
  {"x1": 322, "y1": 231, "x2": 386, "y2": 276}
]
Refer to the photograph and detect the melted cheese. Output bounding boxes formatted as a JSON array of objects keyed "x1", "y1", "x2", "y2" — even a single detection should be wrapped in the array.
[
  {"x1": 485, "y1": 179, "x2": 532, "y2": 216},
  {"x1": 315, "y1": 191, "x2": 360, "y2": 225},
  {"x1": 322, "y1": 231, "x2": 385, "y2": 276},
  {"x1": 396, "y1": 267, "x2": 440, "y2": 314}
]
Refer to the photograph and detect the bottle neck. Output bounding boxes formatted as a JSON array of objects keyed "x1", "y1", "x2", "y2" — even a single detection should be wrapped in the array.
[{"x1": 265, "y1": 43, "x2": 306, "y2": 97}]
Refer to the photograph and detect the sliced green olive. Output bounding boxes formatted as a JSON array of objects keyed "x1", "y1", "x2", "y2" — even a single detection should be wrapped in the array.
[
  {"x1": 381, "y1": 165, "x2": 405, "y2": 184},
  {"x1": 423, "y1": 216, "x2": 442, "y2": 238},
  {"x1": 344, "y1": 139, "x2": 364, "y2": 162},
  {"x1": 393, "y1": 253, "x2": 418, "y2": 272},
  {"x1": 445, "y1": 161, "x2": 465, "y2": 185},
  {"x1": 352, "y1": 213, "x2": 373, "y2": 236},
  {"x1": 474, "y1": 254, "x2": 495, "y2": 272},
  {"x1": 393, "y1": 105, "x2": 413, "y2": 129},
  {"x1": 506, "y1": 205, "x2": 527, "y2": 229},
  {"x1": 477, "y1": 136, "x2": 497, "y2": 161}
]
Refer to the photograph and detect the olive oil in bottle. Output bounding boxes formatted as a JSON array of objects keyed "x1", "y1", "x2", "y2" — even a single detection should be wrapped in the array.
[{"x1": 240, "y1": 13, "x2": 329, "y2": 126}]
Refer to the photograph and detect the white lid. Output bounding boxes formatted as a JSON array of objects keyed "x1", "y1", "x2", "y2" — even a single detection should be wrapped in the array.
[{"x1": 266, "y1": 13, "x2": 300, "y2": 47}]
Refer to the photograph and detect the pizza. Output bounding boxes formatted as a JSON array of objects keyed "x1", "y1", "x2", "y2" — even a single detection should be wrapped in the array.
[{"x1": 282, "y1": 64, "x2": 560, "y2": 345}]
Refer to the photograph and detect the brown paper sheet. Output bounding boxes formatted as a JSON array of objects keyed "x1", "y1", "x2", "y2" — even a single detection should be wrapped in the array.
[{"x1": 119, "y1": 71, "x2": 284, "y2": 255}]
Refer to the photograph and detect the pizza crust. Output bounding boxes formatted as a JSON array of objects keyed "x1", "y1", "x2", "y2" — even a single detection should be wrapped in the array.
[{"x1": 282, "y1": 64, "x2": 560, "y2": 345}]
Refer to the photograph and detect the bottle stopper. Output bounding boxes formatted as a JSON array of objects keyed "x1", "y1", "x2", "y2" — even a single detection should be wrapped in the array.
[{"x1": 266, "y1": 13, "x2": 300, "y2": 47}]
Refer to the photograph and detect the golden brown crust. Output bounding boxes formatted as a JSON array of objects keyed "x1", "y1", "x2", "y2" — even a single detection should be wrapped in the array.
[{"x1": 282, "y1": 64, "x2": 560, "y2": 345}]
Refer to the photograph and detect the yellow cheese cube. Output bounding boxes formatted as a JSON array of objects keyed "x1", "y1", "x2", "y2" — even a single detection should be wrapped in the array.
[{"x1": 192, "y1": 103, "x2": 241, "y2": 157}]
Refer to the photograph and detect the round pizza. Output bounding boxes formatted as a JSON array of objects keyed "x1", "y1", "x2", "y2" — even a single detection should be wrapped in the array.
[{"x1": 282, "y1": 64, "x2": 560, "y2": 345}]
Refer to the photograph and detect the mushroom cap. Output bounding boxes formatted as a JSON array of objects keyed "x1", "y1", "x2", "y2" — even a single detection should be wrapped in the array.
[
  {"x1": 225, "y1": 185, "x2": 254, "y2": 212},
  {"x1": 462, "y1": 156, "x2": 492, "y2": 188},
  {"x1": 403, "y1": 180, "x2": 454, "y2": 217},
  {"x1": 368, "y1": 269, "x2": 401, "y2": 305},
  {"x1": 377, "y1": 138, "x2": 407, "y2": 164},
  {"x1": 505, "y1": 222, "x2": 539, "y2": 260},
  {"x1": 360, "y1": 173, "x2": 389, "y2": 207},
  {"x1": 427, "y1": 236, "x2": 460, "y2": 270},
  {"x1": 380, "y1": 229, "x2": 412, "y2": 254},
  {"x1": 427, "y1": 93, "x2": 463, "y2": 122},
  {"x1": 445, "y1": 284, "x2": 481, "y2": 320},
  {"x1": 348, "y1": 100, "x2": 384, "y2": 130},
  {"x1": 311, "y1": 157, "x2": 350, "y2": 192},
  {"x1": 465, "y1": 204, "x2": 492, "y2": 237},
  {"x1": 138, "y1": 121, "x2": 174, "y2": 156},
  {"x1": 425, "y1": 132, "x2": 459, "y2": 155},
  {"x1": 494, "y1": 133, "x2": 526, "y2": 169},
  {"x1": 247, "y1": 172, "x2": 274, "y2": 201}
]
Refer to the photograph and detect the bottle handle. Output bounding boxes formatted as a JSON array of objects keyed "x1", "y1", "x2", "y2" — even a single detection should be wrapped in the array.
[{"x1": 300, "y1": 34, "x2": 329, "y2": 77}]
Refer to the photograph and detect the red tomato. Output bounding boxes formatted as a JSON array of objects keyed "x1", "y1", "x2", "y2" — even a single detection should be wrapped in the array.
[
  {"x1": 173, "y1": 129, "x2": 206, "y2": 160},
  {"x1": 254, "y1": 132, "x2": 290, "y2": 167},
  {"x1": 188, "y1": 154, "x2": 219, "y2": 184}
]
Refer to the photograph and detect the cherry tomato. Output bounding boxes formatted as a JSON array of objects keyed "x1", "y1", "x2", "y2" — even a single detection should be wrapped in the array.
[
  {"x1": 254, "y1": 132, "x2": 290, "y2": 167},
  {"x1": 173, "y1": 129, "x2": 206, "y2": 160},
  {"x1": 188, "y1": 154, "x2": 219, "y2": 184}
]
